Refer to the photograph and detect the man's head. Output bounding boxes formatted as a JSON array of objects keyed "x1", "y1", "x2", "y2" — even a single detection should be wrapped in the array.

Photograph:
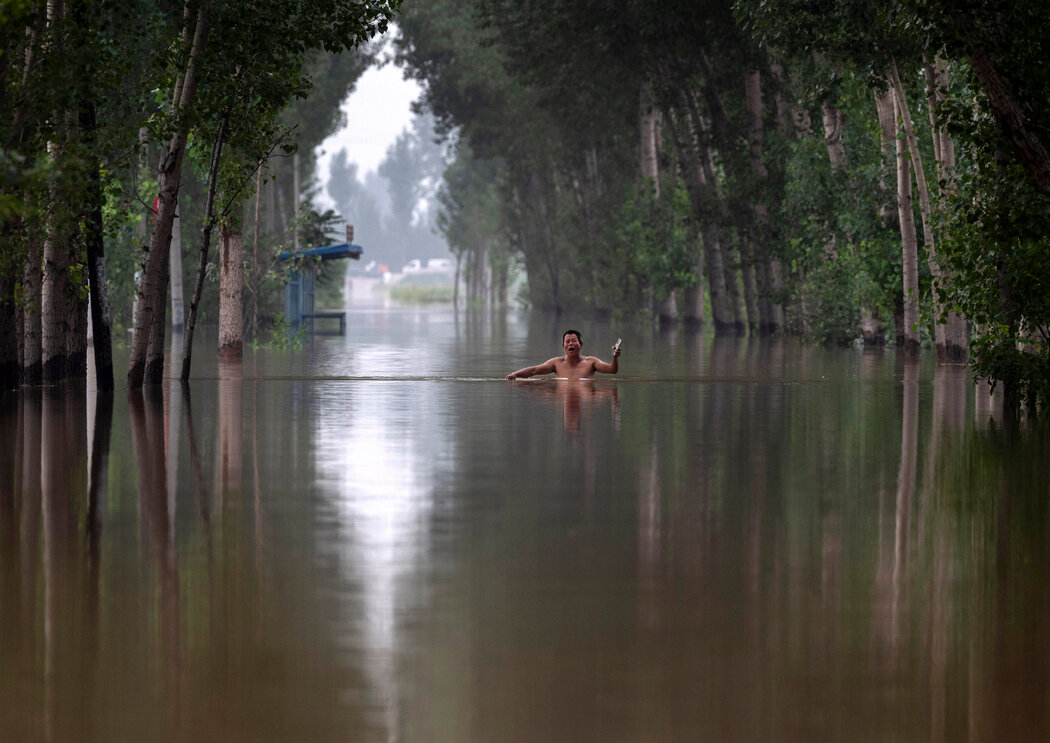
[{"x1": 562, "y1": 329, "x2": 582, "y2": 356}]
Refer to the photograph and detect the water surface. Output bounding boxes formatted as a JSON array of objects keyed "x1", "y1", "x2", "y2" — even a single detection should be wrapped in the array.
[{"x1": 1, "y1": 308, "x2": 1048, "y2": 742}]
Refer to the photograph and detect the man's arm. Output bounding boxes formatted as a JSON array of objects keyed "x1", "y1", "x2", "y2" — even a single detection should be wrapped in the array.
[
  {"x1": 506, "y1": 358, "x2": 557, "y2": 380},
  {"x1": 592, "y1": 346, "x2": 621, "y2": 375}
]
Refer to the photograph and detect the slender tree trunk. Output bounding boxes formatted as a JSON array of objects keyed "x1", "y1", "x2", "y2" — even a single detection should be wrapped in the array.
[
  {"x1": 923, "y1": 57, "x2": 969, "y2": 362},
  {"x1": 639, "y1": 80, "x2": 660, "y2": 196},
  {"x1": 41, "y1": 187, "x2": 72, "y2": 382},
  {"x1": 453, "y1": 255, "x2": 461, "y2": 308},
  {"x1": 81, "y1": 101, "x2": 114, "y2": 391},
  {"x1": 874, "y1": 88, "x2": 898, "y2": 227},
  {"x1": 744, "y1": 69, "x2": 783, "y2": 335},
  {"x1": 41, "y1": 0, "x2": 72, "y2": 382},
  {"x1": 170, "y1": 204, "x2": 184, "y2": 333},
  {"x1": 180, "y1": 111, "x2": 226, "y2": 381},
  {"x1": 894, "y1": 92, "x2": 921, "y2": 354},
  {"x1": 666, "y1": 98, "x2": 732, "y2": 332},
  {"x1": 891, "y1": 60, "x2": 959, "y2": 361},
  {"x1": 642, "y1": 80, "x2": 676, "y2": 324},
  {"x1": 144, "y1": 240, "x2": 169, "y2": 385},
  {"x1": 0, "y1": 260, "x2": 16, "y2": 389},
  {"x1": 218, "y1": 210, "x2": 244, "y2": 362},
  {"x1": 722, "y1": 239, "x2": 746, "y2": 334},
  {"x1": 65, "y1": 260, "x2": 88, "y2": 380},
  {"x1": 129, "y1": 3, "x2": 208, "y2": 388},
  {"x1": 22, "y1": 237, "x2": 42, "y2": 384},
  {"x1": 250, "y1": 166, "x2": 262, "y2": 340},
  {"x1": 968, "y1": 46, "x2": 1050, "y2": 194}
]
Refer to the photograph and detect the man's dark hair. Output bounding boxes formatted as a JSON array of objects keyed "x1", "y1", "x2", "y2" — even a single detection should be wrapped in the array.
[{"x1": 563, "y1": 329, "x2": 582, "y2": 343}]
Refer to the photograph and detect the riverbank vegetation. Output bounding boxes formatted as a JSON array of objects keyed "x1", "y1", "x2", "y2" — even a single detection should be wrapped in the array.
[
  {"x1": 1, "y1": 0, "x2": 1048, "y2": 410},
  {"x1": 0, "y1": 0, "x2": 399, "y2": 390},
  {"x1": 398, "y1": 0, "x2": 1050, "y2": 408}
]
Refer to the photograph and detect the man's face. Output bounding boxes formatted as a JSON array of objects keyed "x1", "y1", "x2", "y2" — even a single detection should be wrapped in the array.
[{"x1": 563, "y1": 333, "x2": 581, "y2": 357}]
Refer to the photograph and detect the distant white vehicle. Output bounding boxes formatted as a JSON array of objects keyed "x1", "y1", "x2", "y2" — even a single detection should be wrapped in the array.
[
  {"x1": 427, "y1": 258, "x2": 453, "y2": 272},
  {"x1": 402, "y1": 259, "x2": 423, "y2": 273}
]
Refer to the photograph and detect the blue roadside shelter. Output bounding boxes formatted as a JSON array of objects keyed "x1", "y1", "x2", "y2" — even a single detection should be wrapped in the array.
[{"x1": 277, "y1": 240, "x2": 362, "y2": 335}]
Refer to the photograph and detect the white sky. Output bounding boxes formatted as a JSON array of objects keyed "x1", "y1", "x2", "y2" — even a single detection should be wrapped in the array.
[{"x1": 314, "y1": 52, "x2": 423, "y2": 207}]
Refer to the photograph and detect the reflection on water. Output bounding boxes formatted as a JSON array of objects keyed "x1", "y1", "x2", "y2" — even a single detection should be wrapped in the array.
[{"x1": 0, "y1": 310, "x2": 1048, "y2": 743}]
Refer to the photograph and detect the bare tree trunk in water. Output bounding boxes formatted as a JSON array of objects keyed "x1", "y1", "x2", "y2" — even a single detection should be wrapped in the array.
[
  {"x1": 641, "y1": 81, "x2": 677, "y2": 325},
  {"x1": 42, "y1": 194, "x2": 72, "y2": 382},
  {"x1": 84, "y1": 165, "x2": 113, "y2": 390},
  {"x1": 875, "y1": 89, "x2": 898, "y2": 227},
  {"x1": 681, "y1": 223, "x2": 704, "y2": 329},
  {"x1": 738, "y1": 232, "x2": 760, "y2": 333},
  {"x1": 0, "y1": 261, "x2": 17, "y2": 388},
  {"x1": 894, "y1": 91, "x2": 921, "y2": 354},
  {"x1": 744, "y1": 69, "x2": 784, "y2": 335},
  {"x1": 866, "y1": 87, "x2": 900, "y2": 346},
  {"x1": 129, "y1": 3, "x2": 208, "y2": 388},
  {"x1": 144, "y1": 242, "x2": 169, "y2": 385},
  {"x1": 891, "y1": 61, "x2": 948, "y2": 359},
  {"x1": 22, "y1": 237, "x2": 42, "y2": 384},
  {"x1": 218, "y1": 214, "x2": 244, "y2": 362},
  {"x1": 453, "y1": 255, "x2": 461, "y2": 309},
  {"x1": 249, "y1": 167, "x2": 262, "y2": 341},
  {"x1": 666, "y1": 95, "x2": 733, "y2": 333},
  {"x1": 923, "y1": 57, "x2": 969, "y2": 362},
  {"x1": 181, "y1": 112, "x2": 227, "y2": 381}
]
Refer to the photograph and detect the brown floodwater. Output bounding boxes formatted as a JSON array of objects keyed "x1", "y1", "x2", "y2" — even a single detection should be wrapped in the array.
[{"x1": 1, "y1": 307, "x2": 1048, "y2": 742}]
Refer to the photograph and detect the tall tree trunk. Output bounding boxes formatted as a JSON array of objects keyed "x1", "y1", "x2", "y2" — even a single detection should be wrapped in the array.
[
  {"x1": 170, "y1": 204, "x2": 184, "y2": 333},
  {"x1": 744, "y1": 69, "x2": 784, "y2": 335},
  {"x1": 65, "y1": 258, "x2": 88, "y2": 380},
  {"x1": 249, "y1": 166, "x2": 262, "y2": 340},
  {"x1": 0, "y1": 260, "x2": 16, "y2": 389},
  {"x1": 642, "y1": 80, "x2": 676, "y2": 324},
  {"x1": 968, "y1": 46, "x2": 1050, "y2": 195},
  {"x1": 722, "y1": 239, "x2": 746, "y2": 334},
  {"x1": 144, "y1": 239, "x2": 169, "y2": 385},
  {"x1": 22, "y1": 237, "x2": 42, "y2": 384},
  {"x1": 41, "y1": 0, "x2": 72, "y2": 381},
  {"x1": 666, "y1": 100, "x2": 732, "y2": 332},
  {"x1": 181, "y1": 111, "x2": 227, "y2": 381},
  {"x1": 41, "y1": 188, "x2": 72, "y2": 382},
  {"x1": 218, "y1": 210, "x2": 244, "y2": 361},
  {"x1": 923, "y1": 57, "x2": 969, "y2": 362},
  {"x1": 129, "y1": 3, "x2": 208, "y2": 388},
  {"x1": 894, "y1": 92, "x2": 921, "y2": 354},
  {"x1": 890, "y1": 60, "x2": 958, "y2": 361},
  {"x1": 81, "y1": 101, "x2": 114, "y2": 391},
  {"x1": 874, "y1": 88, "x2": 898, "y2": 227},
  {"x1": 639, "y1": 80, "x2": 660, "y2": 196}
]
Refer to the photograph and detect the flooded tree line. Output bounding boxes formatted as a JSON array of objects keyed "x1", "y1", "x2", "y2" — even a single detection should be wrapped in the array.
[
  {"x1": 396, "y1": 1, "x2": 1050, "y2": 408},
  {"x1": 0, "y1": 0, "x2": 400, "y2": 391},
  {"x1": 2, "y1": 0, "x2": 1048, "y2": 409}
]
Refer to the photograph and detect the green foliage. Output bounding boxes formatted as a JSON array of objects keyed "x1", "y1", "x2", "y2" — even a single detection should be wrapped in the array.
[
  {"x1": 253, "y1": 313, "x2": 306, "y2": 350},
  {"x1": 389, "y1": 284, "x2": 453, "y2": 304},
  {"x1": 602, "y1": 180, "x2": 696, "y2": 315},
  {"x1": 938, "y1": 140, "x2": 1050, "y2": 407}
]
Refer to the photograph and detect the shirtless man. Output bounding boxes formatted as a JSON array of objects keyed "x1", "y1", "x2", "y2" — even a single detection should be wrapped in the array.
[{"x1": 505, "y1": 329, "x2": 620, "y2": 380}]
